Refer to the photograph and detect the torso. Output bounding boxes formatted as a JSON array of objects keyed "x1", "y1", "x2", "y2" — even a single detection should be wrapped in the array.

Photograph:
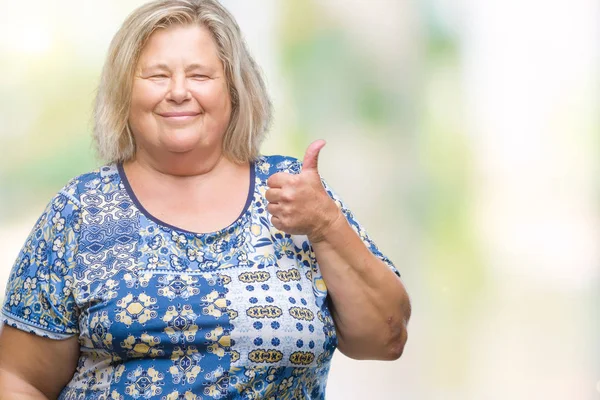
[
  {"x1": 2, "y1": 154, "x2": 397, "y2": 399},
  {"x1": 64, "y1": 156, "x2": 336, "y2": 399}
]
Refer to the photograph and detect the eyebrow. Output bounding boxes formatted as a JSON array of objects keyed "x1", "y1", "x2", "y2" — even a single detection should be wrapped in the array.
[
  {"x1": 184, "y1": 63, "x2": 210, "y2": 72},
  {"x1": 142, "y1": 63, "x2": 210, "y2": 72},
  {"x1": 145, "y1": 63, "x2": 168, "y2": 71}
]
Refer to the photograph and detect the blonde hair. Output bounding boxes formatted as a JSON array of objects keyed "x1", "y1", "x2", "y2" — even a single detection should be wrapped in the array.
[{"x1": 93, "y1": 0, "x2": 272, "y2": 164}]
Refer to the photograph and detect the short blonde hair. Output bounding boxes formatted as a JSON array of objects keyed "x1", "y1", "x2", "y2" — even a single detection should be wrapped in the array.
[{"x1": 93, "y1": 0, "x2": 272, "y2": 164}]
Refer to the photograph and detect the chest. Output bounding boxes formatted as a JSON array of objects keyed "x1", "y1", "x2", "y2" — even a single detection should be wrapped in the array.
[
  {"x1": 122, "y1": 163, "x2": 252, "y2": 234},
  {"x1": 71, "y1": 188, "x2": 337, "y2": 371},
  {"x1": 137, "y1": 187, "x2": 249, "y2": 235}
]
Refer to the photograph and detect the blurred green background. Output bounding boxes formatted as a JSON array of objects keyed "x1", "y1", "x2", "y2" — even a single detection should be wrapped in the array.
[{"x1": 0, "y1": 0, "x2": 598, "y2": 399}]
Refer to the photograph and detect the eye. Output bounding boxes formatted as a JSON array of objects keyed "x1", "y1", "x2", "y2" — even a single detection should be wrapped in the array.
[
  {"x1": 192, "y1": 74, "x2": 209, "y2": 80},
  {"x1": 151, "y1": 74, "x2": 168, "y2": 79}
]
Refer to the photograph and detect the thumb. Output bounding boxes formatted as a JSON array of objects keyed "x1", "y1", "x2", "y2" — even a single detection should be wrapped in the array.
[{"x1": 302, "y1": 139, "x2": 326, "y2": 172}]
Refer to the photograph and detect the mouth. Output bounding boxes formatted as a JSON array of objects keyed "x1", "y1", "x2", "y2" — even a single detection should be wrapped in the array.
[{"x1": 157, "y1": 111, "x2": 201, "y2": 120}]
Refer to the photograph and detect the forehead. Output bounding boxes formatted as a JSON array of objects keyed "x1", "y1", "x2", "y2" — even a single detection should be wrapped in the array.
[{"x1": 137, "y1": 24, "x2": 221, "y2": 67}]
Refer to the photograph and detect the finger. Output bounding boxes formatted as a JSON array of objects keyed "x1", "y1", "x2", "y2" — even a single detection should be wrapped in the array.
[
  {"x1": 266, "y1": 203, "x2": 281, "y2": 216},
  {"x1": 271, "y1": 216, "x2": 285, "y2": 231},
  {"x1": 267, "y1": 172, "x2": 294, "y2": 188},
  {"x1": 265, "y1": 188, "x2": 282, "y2": 204},
  {"x1": 302, "y1": 139, "x2": 326, "y2": 172}
]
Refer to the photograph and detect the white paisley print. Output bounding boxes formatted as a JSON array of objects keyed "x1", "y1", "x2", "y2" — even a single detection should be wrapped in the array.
[{"x1": 1, "y1": 155, "x2": 399, "y2": 399}]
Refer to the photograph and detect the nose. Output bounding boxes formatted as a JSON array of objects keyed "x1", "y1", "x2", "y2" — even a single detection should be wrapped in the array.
[{"x1": 166, "y1": 75, "x2": 191, "y2": 104}]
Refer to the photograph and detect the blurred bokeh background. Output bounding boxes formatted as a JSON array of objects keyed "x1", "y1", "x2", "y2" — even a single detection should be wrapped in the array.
[{"x1": 0, "y1": 0, "x2": 598, "y2": 398}]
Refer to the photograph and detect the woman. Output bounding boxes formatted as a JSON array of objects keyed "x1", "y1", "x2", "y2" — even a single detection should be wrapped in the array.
[{"x1": 0, "y1": 0, "x2": 411, "y2": 399}]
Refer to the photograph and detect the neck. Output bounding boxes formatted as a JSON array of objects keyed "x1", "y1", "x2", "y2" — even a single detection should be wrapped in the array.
[{"x1": 128, "y1": 146, "x2": 230, "y2": 178}]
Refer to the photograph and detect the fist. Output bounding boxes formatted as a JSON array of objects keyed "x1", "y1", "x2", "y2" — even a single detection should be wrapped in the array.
[{"x1": 266, "y1": 140, "x2": 341, "y2": 242}]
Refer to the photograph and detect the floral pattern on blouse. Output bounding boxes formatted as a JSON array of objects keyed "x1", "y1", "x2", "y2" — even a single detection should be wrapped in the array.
[{"x1": 1, "y1": 155, "x2": 399, "y2": 399}]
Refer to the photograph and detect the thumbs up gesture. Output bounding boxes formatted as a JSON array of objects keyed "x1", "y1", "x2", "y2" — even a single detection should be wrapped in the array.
[{"x1": 266, "y1": 140, "x2": 342, "y2": 243}]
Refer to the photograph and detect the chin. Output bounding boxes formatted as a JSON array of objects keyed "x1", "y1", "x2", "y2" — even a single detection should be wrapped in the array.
[
  {"x1": 160, "y1": 130, "x2": 206, "y2": 153},
  {"x1": 162, "y1": 141, "x2": 201, "y2": 153}
]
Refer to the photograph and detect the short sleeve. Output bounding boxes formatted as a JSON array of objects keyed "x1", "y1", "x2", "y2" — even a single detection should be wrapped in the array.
[
  {"x1": 1, "y1": 191, "x2": 81, "y2": 340},
  {"x1": 322, "y1": 179, "x2": 401, "y2": 278}
]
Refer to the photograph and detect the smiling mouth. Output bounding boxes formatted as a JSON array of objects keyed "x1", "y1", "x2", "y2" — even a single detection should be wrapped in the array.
[
  {"x1": 157, "y1": 112, "x2": 201, "y2": 122},
  {"x1": 159, "y1": 111, "x2": 201, "y2": 116}
]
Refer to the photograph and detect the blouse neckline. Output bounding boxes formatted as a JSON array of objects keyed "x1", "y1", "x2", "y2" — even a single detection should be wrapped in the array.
[{"x1": 116, "y1": 161, "x2": 256, "y2": 237}]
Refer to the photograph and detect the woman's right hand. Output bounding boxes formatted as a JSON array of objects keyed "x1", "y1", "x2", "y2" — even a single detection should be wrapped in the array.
[{"x1": 0, "y1": 325, "x2": 80, "y2": 399}]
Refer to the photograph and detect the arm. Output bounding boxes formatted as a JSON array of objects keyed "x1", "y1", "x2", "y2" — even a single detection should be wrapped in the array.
[
  {"x1": 0, "y1": 187, "x2": 82, "y2": 398},
  {"x1": 266, "y1": 140, "x2": 411, "y2": 360},
  {"x1": 310, "y1": 209, "x2": 411, "y2": 360},
  {"x1": 0, "y1": 325, "x2": 80, "y2": 399}
]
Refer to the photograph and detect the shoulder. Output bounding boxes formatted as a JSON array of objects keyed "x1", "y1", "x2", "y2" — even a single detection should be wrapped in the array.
[
  {"x1": 51, "y1": 164, "x2": 121, "y2": 209},
  {"x1": 255, "y1": 155, "x2": 302, "y2": 180},
  {"x1": 60, "y1": 164, "x2": 121, "y2": 201}
]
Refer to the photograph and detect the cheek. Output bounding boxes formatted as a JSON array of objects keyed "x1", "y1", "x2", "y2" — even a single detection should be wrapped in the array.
[
  {"x1": 131, "y1": 81, "x2": 164, "y2": 113},
  {"x1": 129, "y1": 82, "x2": 165, "y2": 138},
  {"x1": 194, "y1": 81, "x2": 231, "y2": 114}
]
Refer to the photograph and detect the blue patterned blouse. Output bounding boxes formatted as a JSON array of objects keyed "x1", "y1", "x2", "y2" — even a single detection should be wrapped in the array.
[{"x1": 1, "y1": 155, "x2": 398, "y2": 399}]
